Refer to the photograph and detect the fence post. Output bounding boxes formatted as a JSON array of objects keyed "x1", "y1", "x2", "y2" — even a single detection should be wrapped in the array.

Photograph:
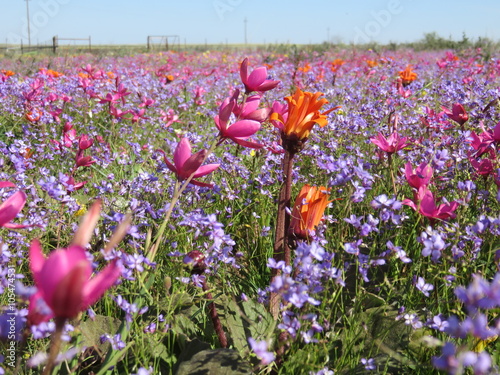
[
  {"x1": 21, "y1": 40, "x2": 24, "y2": 53},
  {"x1": 147, "y1": 36, "x2": 150, "y2": 51},
  {"x1": 52, "y1": 35, "x2": 58, "y2": 54},
  {"x1": 89, "y1": 36, "x2": 91, "y2": 51}
]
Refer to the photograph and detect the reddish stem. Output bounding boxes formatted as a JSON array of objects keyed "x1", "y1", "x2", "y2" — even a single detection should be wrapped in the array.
[
  {"x1": 203, "y1": 279, "x2": 228, "y2": 348},
  {"x1": 270, "y1": 150, "x2": 294, "y2": 318}
]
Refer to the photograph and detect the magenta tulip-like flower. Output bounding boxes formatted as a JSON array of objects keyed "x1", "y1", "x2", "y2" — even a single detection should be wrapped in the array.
[
  {"x1": 469, "y1": 121, "x2": 500, "y2": 157},
  {"x1": 403, "y1": 187, "x2": 459, "y2": 223},
  {"x1": 230, "y1": 90, "x2": 271, "y2": 123},
  {"x1": 28, "y1": 200, "x2": 122, "y2": 320},
  {"x1": 370, "y1": 132, "x2": 409, "y2": 154},
  {"x1": 0, "y1": 181, "x2": 28, "y2": 229},
  {"x1": 157, "y1": 138, "x2": 219, "y2": 188},
  {"x1": 240, "y1": 58, "x2": 280, "y2": 94},
  {"x1": 405, "y1": 162, "x2": 433, "y2": 190},
  {"x1": 214, "y1": 96, "x2": 263, "y2": 149},
  {"x1": 442, "y1": 103, "x2": 468, "y2": 126}
]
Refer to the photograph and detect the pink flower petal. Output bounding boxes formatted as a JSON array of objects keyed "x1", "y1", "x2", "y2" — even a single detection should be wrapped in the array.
[
  {"x1": 38, "y1": 246, "x2": 90, "y2": 307},
  {"x1": 83, "y1": 260, "x2": 121, "y2": 308},
  {"x1": 72, "y1": 199, "x2": 101, "y2": 248},
  {"x1": 224, "y1": 120, "x2": 261, "y2": 138},
  {"x1": 192, "y1": 163, "x2": 220, "y2": 179},
  {"x1": 239, "y1": 58, "x2": 249, "y2": 85},
  {"x1": 232, "y1": 138, "x2": 264, "y2": 149},
  {"x1": 0, "y1": 181, "x2": 16, "y2": 189},
  {"x1": 50, "y1": 260, "x2": 88, "y2": 318},
  {"x1": 29, "y1": 239, "x2": 46, "y2": 283},
  {"x1": 174, "y1": 138, "x2": 192, "y2": 170},
  {"x1": 246, "y1": 67, "x2": 267, "y2": 91},
  {"x1": 178, "y1": 149, "x2": 206, "y2": 180},
  {"x1": 0, "y1": 190, "x2": 26, "y2": 227}
]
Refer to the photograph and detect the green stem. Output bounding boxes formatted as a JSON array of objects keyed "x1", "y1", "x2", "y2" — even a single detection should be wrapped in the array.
[{"x1": 42, "y1": 317, "x2": 66, "y2": 375}]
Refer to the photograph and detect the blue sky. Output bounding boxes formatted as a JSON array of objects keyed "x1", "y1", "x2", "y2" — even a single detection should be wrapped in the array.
[{"x1": 1, "y1": 0, "x2": 499, "y2": 46}]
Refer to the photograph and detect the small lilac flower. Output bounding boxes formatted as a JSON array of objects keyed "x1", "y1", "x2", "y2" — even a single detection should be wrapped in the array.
[
  {"x1": 432, "y1": 342, "x2": 459, "y2": 374},
  {"x1": 429, "y1": 314, "x2": 449, "y2": 332},
  {"x1": 376, "y1": 194, "x2": 403, "y2": 210},
  {"x1": 403, "y1": 313, "x2": 423, "y2": 329},
  {"x1": 361, "y1": 357, "x2": 376, "y2": 371},
  {"x1": 420, "y1": 227, "x2": 447, "y2": 262},
  {"x1": 248, "y1": 338, "x2": 275, "y2": 365},
  {"x1": 309, "y1": 367, "x2": 334, "y2": 375},
  {"x1": 131, "y1": 367, "x2": 154, "y2": 375},
  {"x1": 415, "y1": 276, "x2": 434, "y2": 297},
  {"x1": 384, "y1": 241, "x2": 412, "y2": 263},
  {"x1": 344, "y1": 239, "x2": 362, "y2": 255},
  {"x1": 100, "y1": 333, "x2": 126, "y2": 350}
]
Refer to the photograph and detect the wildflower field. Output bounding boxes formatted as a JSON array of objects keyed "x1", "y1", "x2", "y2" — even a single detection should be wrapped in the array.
[{"x1": 1, "y1": 46, "x2": 500, "y2": 375}]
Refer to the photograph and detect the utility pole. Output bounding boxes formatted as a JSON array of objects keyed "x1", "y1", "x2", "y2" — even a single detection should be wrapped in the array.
[
  {"x1": 25, "y1": 0, "x2": 31, "y2": 46},
  {"x1": 244, "y1": 17, "x2": 247, "y2": 45}
]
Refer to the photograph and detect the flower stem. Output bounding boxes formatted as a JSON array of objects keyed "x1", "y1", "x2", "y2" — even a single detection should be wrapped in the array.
[
  {"x1": 387, "y1": 152, "x2": 397, "y2": 195},
  {"x1": 202, "y1": 278, "x2": 228, "y2": 348},
  {"x1": 42, "y1": 317, "x2": 66, "y2": 375},
  {"x1": 270, "y1": 150, "x2": 294, "y2": 318},
  {"x1": 147, "y1": 137, "x2": 220, "y2": 264}
]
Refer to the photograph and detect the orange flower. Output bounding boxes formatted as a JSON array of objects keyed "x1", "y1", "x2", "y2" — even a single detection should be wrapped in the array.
[
  {"x1": 1, "y1": 69, "x2": 15, "y2": 77},
  {"x1": 289, "y1": 185, "x2": 332, "y2": 240},
  {"x1": 330, "y1": 59, "x2": 345, "y2": 72},
  {"x1": 270, "y1": 88, "x2": 334, "y2": 146},
  {"x1": 399, "y1": 65, "x2": 417, "y2": 86},
  {"x1": 40, "y1": 68, "x2": 63, "y2": 78},
  {"x1": 366, "y1": 60, "x2": 378, "y2": 68},
  {"x1": 26, "y1": 109, "x2": 42, "y2": 123},
  {"x1": 298, "y1": 63, "x2": 311, "y2": 73}
]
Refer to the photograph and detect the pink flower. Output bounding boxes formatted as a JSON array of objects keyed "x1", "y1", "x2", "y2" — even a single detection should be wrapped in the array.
[
  {"x1": 405, "y1": 162, "x2": 433, "y2": 190},
  {"x1": 0, "y1": 182, "x2": 28, "y2": 229},
  {"x1": 240, "y1": 58, "x2": 280, "y2": 94},
  {"x1": 160, "y1": 109, "x2": 180, "y2": 127},
  {"x1": 76, "y1": 155, "x2": 96, "y2": 168},
  {"x1": 157, "y1": 138, "x2": 219, "y2": 188},
  {"x1": 214, "y1": 96, "x2": 263, "y2": 149},
  {"x1": 28, "y1": 200, "x2": 123, "y2": 320},
  {"x1": 442, "y1": 103, "x2": 468, "y2": 126},
  {"x1": 370, "y1": 132, "x2": 409, "y2": 154},
  {"x1": 469, "y1": 121, "x2": 500, "y2": 157},
  {"x1": 469, "y1": 152, "x2": 495, "y2": 177},
  {"x1": 78, "y1": 134, "x2": 93, "y2": 150},
  {"x1": 230, "y1": 90, "x2": 271, "y2": 123},
  {"x1": 403, "y1": 187, "x2": 459, "y2": 223}
]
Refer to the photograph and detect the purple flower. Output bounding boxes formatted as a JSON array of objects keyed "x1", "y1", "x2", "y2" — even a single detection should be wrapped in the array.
[
  {"x1": 432, "y1": 342, "x2": 459, "y2": 374},
  {"x1": 383, "y1": 241, "x2": 412, "y2": 263},
  {"x1": 344, "y1": 239, "x2": 362, "y2": 255},
  {"x1": 361, "y1": 357, "x2": 376, "y2": 371},
  {"x1": 248, "y1": 338, "x2": 275, "y2": 365},
  {"x1": 429, "y1": 314, "x2": 449, "y2": 332},
  {"x1": 131, "y1": 368, "x2": 154, "y2": 375},
  {"x1": 415, "y1": 276, "x2": 434, "y2": 297},
  {"x1": 371, "y1": 194, "x2": 398, "y2": 209},
  {"x1": 100, "y1": 333, "x2": 126, "y2": 350},
  {"x1": 454, "y1": 273, "x2": 500, "y2": 313},
  {"x1": 420, "y1": 227, "x2": 448, "y2": 262}
]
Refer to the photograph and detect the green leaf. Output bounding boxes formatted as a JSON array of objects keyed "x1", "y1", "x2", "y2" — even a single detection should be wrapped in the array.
[{"x1": 175, "y1": 349, "x2": 252, "y2": 375}]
